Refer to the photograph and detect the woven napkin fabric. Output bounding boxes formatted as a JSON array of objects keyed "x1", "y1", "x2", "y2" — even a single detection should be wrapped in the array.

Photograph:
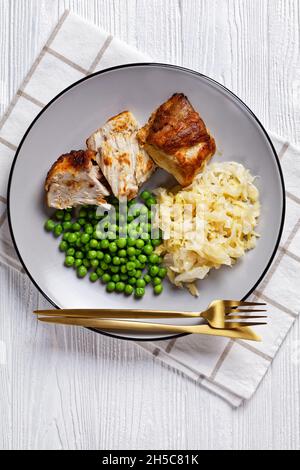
[{"x1": 0, "y1": 11, "x2": 299, "y2": 407}]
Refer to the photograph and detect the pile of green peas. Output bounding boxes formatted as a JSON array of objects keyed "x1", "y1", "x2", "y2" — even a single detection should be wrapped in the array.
[{"x1": 44, "y1": 191, "x2": 167, "y2": 298}]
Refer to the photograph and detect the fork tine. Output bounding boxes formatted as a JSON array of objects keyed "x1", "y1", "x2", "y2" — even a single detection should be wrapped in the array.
[
  {"x1": 221, "y1": 300, "x2": 266, "y2": 307},
  {"x1": 225, "y1": 308, "x2": 267, "y2": 315},
  {"x1": 224, "y1": 315, "x2": 267, "y2": 320},
  {"x1": 224, "y1": 321, "x2": 267, "y2": 329}
]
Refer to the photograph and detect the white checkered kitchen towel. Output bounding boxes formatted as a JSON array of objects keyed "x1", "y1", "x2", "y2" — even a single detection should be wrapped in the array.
[{"x1": 0, "y1": 11, "x2": 299, "y2": 407}]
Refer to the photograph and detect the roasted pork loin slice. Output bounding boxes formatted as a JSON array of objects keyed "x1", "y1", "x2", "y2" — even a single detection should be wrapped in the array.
[
  {"x1": 87, "y1": 111, "x2": 156, "y2": 201},
  {"x1": 45, "y1": 149, "x2": 110, "y2": 209},
  {"x1": 137, "y1": 93, "x2": 216, "y2": 186}
]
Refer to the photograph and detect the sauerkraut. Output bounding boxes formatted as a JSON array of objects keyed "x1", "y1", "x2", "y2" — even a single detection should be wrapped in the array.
[{"x1": 155, "y1": 162, "x2": 260, "y2": 296}]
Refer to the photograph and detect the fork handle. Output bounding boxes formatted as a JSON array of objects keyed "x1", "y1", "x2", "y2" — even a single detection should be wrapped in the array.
[{"x1": 35, "y1": 308, "x2": 201, "y2": 319}]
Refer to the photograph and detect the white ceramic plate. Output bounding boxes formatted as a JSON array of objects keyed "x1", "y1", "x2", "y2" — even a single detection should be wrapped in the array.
[{"x1": 8, "y1": 63, "x2": 285, "y2": 341}]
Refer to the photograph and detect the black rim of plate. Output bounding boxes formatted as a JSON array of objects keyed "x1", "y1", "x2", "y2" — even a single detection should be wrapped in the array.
[{"x1": 7, "y1": 62, "x2": 286, "y2": 342}]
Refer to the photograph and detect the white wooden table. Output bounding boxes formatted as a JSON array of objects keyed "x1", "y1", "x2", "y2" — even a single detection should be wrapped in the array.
[{"x1": 0, "y1": 0, "x2": 299, "y2": 450}]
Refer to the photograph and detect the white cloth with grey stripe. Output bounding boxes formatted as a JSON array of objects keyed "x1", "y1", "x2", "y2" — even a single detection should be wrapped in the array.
[{"x1": 0, "y1": 11, "x2": 299, "y2": 407}]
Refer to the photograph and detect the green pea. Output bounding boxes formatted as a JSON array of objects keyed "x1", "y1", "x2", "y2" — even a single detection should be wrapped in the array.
[
  {"x1": 112, "y1": 274, "x2": 120, "y2": 283},
  {"x1": 55, "y1": 210, "x2": 65, "y2": 220},
  {"x1": 120, "y1": 274, "x2": 128, "y2": 281},
  {"x1": 74, "y1": 259, "x2": 82, "y2": 268},
  {"x1": 118, "y1": 249, "x2": 127, "y2": 258},
  {"x1": 96, "y1": 267, "x2": 104, "y2": 277},
  {"x1": 127, "y1": 238, "x2": 136, "y2": 247},
  {"x1": 102, "y1": 273, "x2": 111, "y2": 283},
  {"x1": 149, "y1": 254, "x2": 159, "y2": 264},
  {"x1": 129, "y1": 230, "x2": 138, "y2": 239},
  {"x1": 101, "y1": 239, "x2": 109, "y2": 250},
  {"x1": 116, "y1": 238, "x2": 127, "y2": 248},
  {"x1": 78, "y1": 218, "x2": 86, "y2": 226},
  {"x1": 140, "y1": 190, "x2": 151, "y2": 201},
  {"x1": 135, "y1": 249, "x2": 142, "y2": 256},
  {"x1": 84, "y1": 224, "x2": 94, "y2": 235},
  {"x1": 143, "y1": 244, "x2": 153, "y2": 255},
  {"x1": 63, "y1": 232, "x2": 71, "y2": 241},
  {"x1": 120, "y1": 265, "x2": 127, "y2": 274},
  {"x1": 107, "y1": 231, "x2": 116, "y2": 240},
  {"x1": 135, "y1": 287, "x2": 145, "y2": 298},
  {"x1": 110, "y1": 224, "x2": 118, "y2": 233},
  {"x1": 128, "y1": 270, "x2": 136, "y2": 277},
  {"x1": 141, "y1": 232, "x2": 150, "y2": 241},
  {"x1": 136, "y1": 279, "x2": 145, "y2": 288},
  {"x1": 71, "y1": 222, "x2": 80, "y2": 232},
  {"x1": 53, "y1": 224, "x2": 63, "y2": 237},
  {"x1": 128, "y1": 277, "x2": 137, "y2": 286},
  {"x1": 87, "y1": 250, "x2": 97, "y2": 260},
  {"x1": 104, "y1": 253, "x2": 112, "y2": 264},
  {"x1": 144, "y1": 274, "x2": 151, "y2": 284},
  {"x1": 106, "y1": 282, "x2": 116, "y2": 292},
  {"x1": 100, "y1": 261, "x2": 109, "y2": 271},
  {"x1": 90, "y1": 259, "x2": 99, "y2": 268},
  {"x1": 66, "y1": 247, "x2": 75, "y2": 256},
  {"x1": 124, "y1": 284, "x2": 134, "y2": 295},
  {"x1": 135, "y1": 239, "x2": 145, "y2": 249},
  {"x1": 64, "y1": 212, "x2": 72, "y2": 222},
  {"x1": 149, "y1": 265, "x2": 159, "y2": 277},
  {"x1": 62, "y1": 221, "x2": 72, "y2": 231},
  {"x1": 75, "y1": 251, "x2": 84, "y2": 259},
  {"x1": 113, "y1": 256, "x2": 121, "y2": 266},
  {"x1": 109, "y1": 242, "x2": 118, "y2": 253},
  {"x1": 110, "y1": 266, "x2": 120, "y2": 273},
  {"x1": 153, "y1": 277, "x2": 162, "y2": 286},
  {"x1": 146, "y1": 197, "x2": 157, "y2": 207},
  {"x1": 127, "y1": 247, "x2": 136, "y2": 257},
  {"x1": 158, "y1": 267, "x2": 167, "y2": 278},
  {"x1": 77, "y1": 266, "x2": 87, "y2": 278},
  {"x1": 126, "y1": 261, "x2": 135, "y2": 271},
  {"x1": 138, "y1": 254, "x2": 147, "y2": 264},
  {"x1": 68, "y1": 232, "x2": 77, "y2": 244},
  {"x1": 93, "y1": 230, "x2": 102, "y2": 240},
  {"x1": 116, "y1": 282, "x2": 125, "y2": 292},
  {"x1": 97, "y1": 251, "x2": 104, "y2": 260},
  {"x1": 135, "y1": 269, "x2": 142, "y2": 278},
  {"x1": 59, "y1": 241, "x2": 68, "y2": 252},
  {"x1": 89, "y1": 272, "x2": 98, "y2": 282},
  {"x1": 81, "y1": 233, "x2": 90, "y2": 244},
  {"x1": 134, "y1": 260, "x2": 142, "y2": 269},
  {"x1": 154, "y1": 284, "x2": 163, "y2": 295},
  {"x1": 89, "y1": 239, "x2": 98, "y2": 249},
  {"x1": 83, "y1": 259, "x2": 91, "y2": 268}
]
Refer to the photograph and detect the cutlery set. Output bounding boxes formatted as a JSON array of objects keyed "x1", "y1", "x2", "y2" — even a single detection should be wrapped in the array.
[{"x1": 35, "y1": 300, "x2": 267, "y2": 341}]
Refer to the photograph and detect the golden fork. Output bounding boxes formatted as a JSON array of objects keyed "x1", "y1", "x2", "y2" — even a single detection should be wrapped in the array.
[
  {"x1": 35, "y1": 300, "x2": 267, "y2": 330},
  {"x1": 35, "y1": 316, "x2": 262, "y2": 341}
]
